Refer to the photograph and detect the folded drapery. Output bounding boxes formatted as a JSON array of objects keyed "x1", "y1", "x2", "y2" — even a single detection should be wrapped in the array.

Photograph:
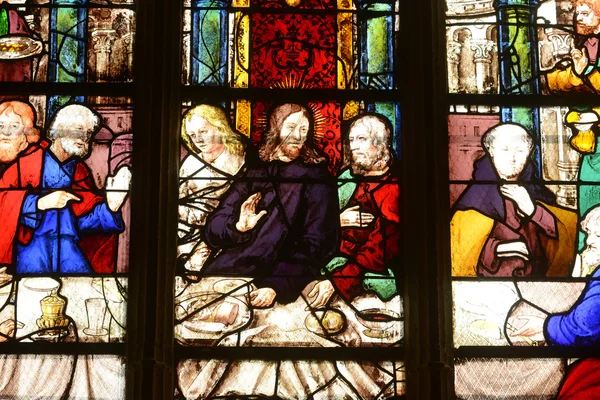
[{"x1": 0, "y1": 354, "x2": 125, "y2": 399}]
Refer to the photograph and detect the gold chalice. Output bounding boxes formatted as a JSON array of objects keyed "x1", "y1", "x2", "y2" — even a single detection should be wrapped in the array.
[{"x1": 36, "y1": 289, "x2": 69, "y2": 336}]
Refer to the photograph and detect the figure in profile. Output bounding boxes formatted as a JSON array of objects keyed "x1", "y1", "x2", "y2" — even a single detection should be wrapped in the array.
[
  {"x1": 178, "y1": 105, "x2": 246, "y2": 272},
  {"x1": 508, "y1": 205, "x2": 600, "y2": 397},
  {"x1": 546, "y1": 0, "x2": 600, "y2": 94},
  {"x1": 202, "y1": 103, "x2": 339, "y2": 308},
  {"x1": 0, "y1": 104, "x2": 131, "y2": 274},
  {"x1": 308, "y1": 114, "x2": 400, "y2": 308}
]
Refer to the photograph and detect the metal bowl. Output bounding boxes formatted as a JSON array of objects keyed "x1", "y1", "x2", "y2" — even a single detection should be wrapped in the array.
[{"x1": 355, "y1": 308, "x2": 402, "y2": 332}]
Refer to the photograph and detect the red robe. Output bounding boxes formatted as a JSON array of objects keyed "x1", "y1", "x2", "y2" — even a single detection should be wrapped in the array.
[
  {"x1": 332, "y1": 172, "x2": 401, "y2": 300},
  {"x1": 557, "y1": 359, "x2": 600, "y2": 399},
  {"x1": 0, "y1": 141, "x2": 118, "y2": 273}
]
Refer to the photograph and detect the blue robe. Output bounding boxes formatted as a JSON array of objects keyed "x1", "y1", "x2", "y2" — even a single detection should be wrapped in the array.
[
  {"x1": 15, "y1": 152, "x2": 123, "y2": 274},
  {"x1": 546, "y1": 266, "x2": 600, "y2": 346}
]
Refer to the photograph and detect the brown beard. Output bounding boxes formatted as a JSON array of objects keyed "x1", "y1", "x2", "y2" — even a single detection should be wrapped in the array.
[
  {"x1": 351, "y1": 153, "x2": 388, "y2": 175},
  {"x1": 0, "y1": 136, "x2": 26, "y2": 163},
  {"x1": 577, "y1": 23, "x2": 599, "y2": 36},
  {"x1": 273, "y1": 142, "x2": 303, "y2": 161}
]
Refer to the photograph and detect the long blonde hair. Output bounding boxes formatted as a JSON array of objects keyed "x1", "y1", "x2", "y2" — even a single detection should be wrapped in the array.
[{"x1": 181, "y1": 105, "x2": 245, "y2": 156}]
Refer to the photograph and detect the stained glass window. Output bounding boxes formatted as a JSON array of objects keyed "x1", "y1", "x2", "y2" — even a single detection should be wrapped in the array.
[
  {"x1": 447, "y1": 0, "x2": 600, "y2": 397},
  {"x1": 0, "y1": 1, "x2": 134, "y2": 397},
  {"x1": 175, "y1": 0, "x2": 404, "y2": 397}
]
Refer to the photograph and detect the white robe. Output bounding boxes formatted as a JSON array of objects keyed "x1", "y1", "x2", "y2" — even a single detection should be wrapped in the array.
[{"x1": 178, "y1": 149, "x2": 244, "y2": 270}]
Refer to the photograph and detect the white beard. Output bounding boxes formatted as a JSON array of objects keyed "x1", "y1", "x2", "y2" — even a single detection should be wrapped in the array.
[
  {"x1": 61, "y1": 138, "x2": 88, "y2": 158},
  {"x1": 582, "y1": 246, "x2": 600, "y2": 265}
]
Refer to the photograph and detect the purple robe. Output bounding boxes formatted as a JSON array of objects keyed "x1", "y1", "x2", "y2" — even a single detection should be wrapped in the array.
[{"x1": 203, "y1": 160, "x2": 340, "y2": 304}]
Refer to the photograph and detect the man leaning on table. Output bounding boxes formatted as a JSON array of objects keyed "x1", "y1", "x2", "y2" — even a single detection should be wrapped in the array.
[
  {"x1": 507, "y1": 205, "x2": 600, "y2": 398},
  {"x1": 308, "y1": 114, "x2": 400, "y2": 308}
]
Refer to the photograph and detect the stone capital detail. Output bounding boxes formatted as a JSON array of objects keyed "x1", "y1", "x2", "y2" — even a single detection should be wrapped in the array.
[
  {"x1": 447, "y1": 41, "x2": 462, "y2": 63},
  {"x1": 92, "y1": 29, "x2": 118, "y2": 54},
  {"x1": 471, "y1": 40, "x2": 496, "y2": 63},
  {"x1": 545, "y1": 28, "x2": 574, "y2": 59},
  {"x1": 446, "y1": 0, "x2": 493, "y2": 16}
]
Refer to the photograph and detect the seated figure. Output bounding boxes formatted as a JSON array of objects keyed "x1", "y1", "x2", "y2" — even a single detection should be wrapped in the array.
[
  {"x1": 178, "y1": 105, "x2": 246, "y2": 272},
  {"x1": 451, "y1": 123, "x2": 576, "y2": 277},
  {"x1": 308, "y1": 114, "x2": 400, "y2": 308},
  {"x1": 202, "y1": 104, "x2": 339, "y2": 308}
]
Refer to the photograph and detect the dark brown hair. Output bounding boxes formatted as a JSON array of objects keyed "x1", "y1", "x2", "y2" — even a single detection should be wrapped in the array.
[{"x1": 258, "y1": 103, "x2": 326, "y2": 165}]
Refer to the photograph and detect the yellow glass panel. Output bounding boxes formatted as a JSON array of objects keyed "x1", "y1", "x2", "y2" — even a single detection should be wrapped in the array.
[
  {"x1": 232, "y1": 0, "x2": 250, "y2": 7},
  {"x1": 337, "y1": 0, "x2": 352, "y2": 10},
  {"x1": 232, "y1": 13, "x2": 249, "y2": 88},
  {"x1": 337, "y1": 13, "x2": 355, "y2": 89},
  {"x1": 343, "y1": 101, "x2": 359, "y2": 120},
  {"x1": 235, "y1": 100, "x2": 251, "y2": 137}
]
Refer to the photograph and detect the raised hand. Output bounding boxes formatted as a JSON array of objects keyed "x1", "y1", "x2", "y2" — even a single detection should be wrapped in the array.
[
  {"x1": 340, "y1": 205, "x2": 375, "y2": 228},
  {"x1": 500, "y1": 184, "x2": 535, "y2": 217},
  {"x1": 37, "y1": 190, "x2": 81, "y2": 210},
  {"x1": 235, "y1": 193, "x2": 267, "y2": 233},
  {"x1": 106, "y1": 166, "x2": 132, "y2": 212},
  {"x1": 571, "y1": 47, "x2": 590, "y2": 76},
  {"x1": 307, "y1": 280, "x2": 335, "y2": 309},
  {"x1": 250, "y1": 287, "x2": 276, "y2": 308},
  {"x1": 496, "y1": 240, "x2": 529, "y2": 261}
]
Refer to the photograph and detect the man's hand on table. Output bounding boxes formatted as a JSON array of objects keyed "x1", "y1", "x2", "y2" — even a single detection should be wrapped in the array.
[
  {"x1": 250, "y1": 287, "x2": 276, "y2": 308},
  {"x1": 0, "y1": 319, "x2": 15, "y2": 342},
  {"x1": 0, "y1": 267, "x2": 12, "y2": 287},
  {"x1": 507, "y1": 315, "x2": 546, "y2": 343},
  {"x1": 307, "y1": 280, "x2": 335, "y2": 308}
]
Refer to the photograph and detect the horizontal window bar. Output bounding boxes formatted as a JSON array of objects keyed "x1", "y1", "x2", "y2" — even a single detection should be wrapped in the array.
[
  {"x1": 0, "y1": 83, "x2": 134, "y2": 96},
  {"x1": 181, "y1": 88, "x2": 403, "y2": 102},
  {"x1": 448, "y1": 94, "x2": 600, "y2": 107},
  {"x1": 0, "y1": 343, "x2": 125, "y2": 355}
]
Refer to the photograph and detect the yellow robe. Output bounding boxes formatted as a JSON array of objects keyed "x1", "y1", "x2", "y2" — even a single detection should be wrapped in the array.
[
  {"x1": 451, "y1": 203, "x2": 577, "y2": 277},
  {"x1": 546, "y1": 66, "x2": 600, "y2": 94}
]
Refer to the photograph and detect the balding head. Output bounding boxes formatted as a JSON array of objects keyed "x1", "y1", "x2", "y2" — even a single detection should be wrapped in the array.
[
  {"x1": 47, "y1": 105, "x2": 101, "y2": 159},
  {"x1": 482, "y1": 123, "x2": 533, "y2": 180}
]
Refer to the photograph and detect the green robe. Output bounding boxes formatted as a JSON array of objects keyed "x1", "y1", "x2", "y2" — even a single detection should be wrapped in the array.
[
  {"x1": 323, "y1": 169, "x2": 397, "y2": 300},
  {"x1": 579, "y1": 145, "x2": 600, "y2": 249}
]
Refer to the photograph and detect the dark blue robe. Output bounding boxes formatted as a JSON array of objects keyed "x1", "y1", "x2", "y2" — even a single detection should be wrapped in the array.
[{"x1": 203, "y1": 160, "x2": 340, "y2": 303}]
